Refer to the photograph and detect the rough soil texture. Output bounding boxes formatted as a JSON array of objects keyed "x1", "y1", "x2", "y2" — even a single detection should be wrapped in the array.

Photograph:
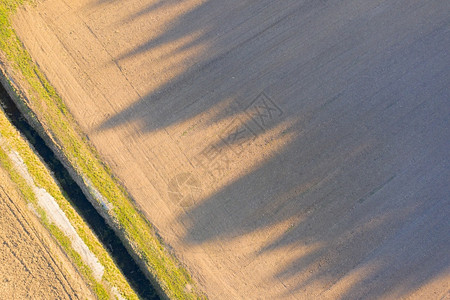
[
  {"x1": 12, "y1": 0, "x2": 450, "y2": 299},
  {"x1": 0, "y1": 167, "x2": 93, "y2": 299}
]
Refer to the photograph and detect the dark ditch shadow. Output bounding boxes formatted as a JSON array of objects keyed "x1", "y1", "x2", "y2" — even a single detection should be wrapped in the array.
[{"x1": 0, "y1": 84, "x2": 160, "y2": 300}]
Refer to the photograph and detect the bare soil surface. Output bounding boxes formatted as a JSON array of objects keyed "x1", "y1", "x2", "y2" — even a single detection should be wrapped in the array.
[
  {"x1": 0, "y1": 167, "x2": 93, "y2": 299},
  {"x1": 12, "y1": 0, "x2": 450, "y2": 298}
]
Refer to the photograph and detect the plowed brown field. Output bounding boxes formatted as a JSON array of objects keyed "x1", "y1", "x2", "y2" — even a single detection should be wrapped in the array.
[
  {"x1": 0, "y1": 167, "x2": 93, "y2": 299},
  {"x1": 10, "y1": 0, "x2": 450, "y2": 298}
]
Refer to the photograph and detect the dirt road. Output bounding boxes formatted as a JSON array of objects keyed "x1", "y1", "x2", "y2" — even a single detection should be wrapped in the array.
[{"x1": 11, "y1": 0, "x2": 450, "y2": 298}]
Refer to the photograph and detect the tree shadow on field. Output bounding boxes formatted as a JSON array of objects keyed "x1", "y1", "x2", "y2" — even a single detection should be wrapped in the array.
[{"x1": 92, "y1": 0, "x2": 450, "y2": 298}]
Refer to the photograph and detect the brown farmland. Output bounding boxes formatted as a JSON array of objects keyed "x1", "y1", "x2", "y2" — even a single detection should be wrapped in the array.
[
  {"x1": 0, "y1": 167, "x2": 93, "y2": 299},
  {"x1": 12, "y1": 0, "x2": 450, "y2": 298}
]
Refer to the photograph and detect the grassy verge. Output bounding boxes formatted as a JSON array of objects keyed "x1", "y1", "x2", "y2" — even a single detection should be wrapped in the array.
[
  {"x1": 0, "y1": 102, "x2": 138, "y2": 299},
  {"x1": 0, "y1": 1, "x2": 203, "y2": 299}
]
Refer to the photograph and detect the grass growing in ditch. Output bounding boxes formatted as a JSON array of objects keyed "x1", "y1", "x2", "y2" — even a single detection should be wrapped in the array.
[
  {"x1": 0, "y1": 1, "x2": 203, "y2": 299},
  {"x1": 0, "y1": 107, "x2": 137, "y2": 300}
]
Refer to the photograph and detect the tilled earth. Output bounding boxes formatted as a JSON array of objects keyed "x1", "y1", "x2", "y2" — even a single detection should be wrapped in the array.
[
  {"x1": 11, "y1": 0, "x2": 450, "y2": 298},
  {"x1": 0, "y1": 167, "x2": 93, "y2": 299}
]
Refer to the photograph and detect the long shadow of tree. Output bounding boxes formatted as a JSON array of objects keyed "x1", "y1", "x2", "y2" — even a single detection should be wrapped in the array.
[{"x1": 91, "y1": 0, "x2": 450, "y2": 298}]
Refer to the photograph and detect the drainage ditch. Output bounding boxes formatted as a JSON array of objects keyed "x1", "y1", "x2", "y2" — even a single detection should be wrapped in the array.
[{"x1": 0, "y1": 82, "x2": 159, "y2": 300}]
